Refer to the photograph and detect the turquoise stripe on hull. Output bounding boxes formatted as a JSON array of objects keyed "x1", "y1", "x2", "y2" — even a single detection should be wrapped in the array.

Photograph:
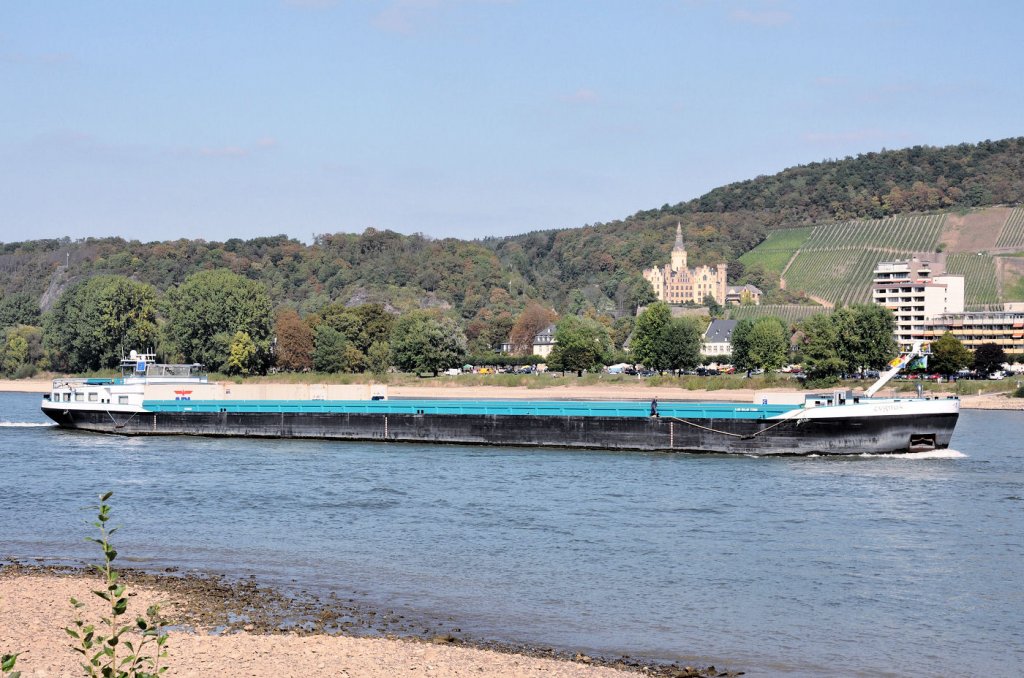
[{"x1": 141, "y1": 399, "x2": 798, "y2": 420}]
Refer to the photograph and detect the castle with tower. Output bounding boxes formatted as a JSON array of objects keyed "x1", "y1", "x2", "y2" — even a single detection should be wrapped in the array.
[{"x1": 643, "y1": 223, "x2": 728, "y2": 306}]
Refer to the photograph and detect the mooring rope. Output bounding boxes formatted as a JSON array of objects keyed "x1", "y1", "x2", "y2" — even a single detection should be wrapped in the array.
[
  {"x1": 665, "y1": 408, "x2": 807, "y2": 440},
  {"x1": 107, "y1": 409, "x2": 142, "y2": 430}
]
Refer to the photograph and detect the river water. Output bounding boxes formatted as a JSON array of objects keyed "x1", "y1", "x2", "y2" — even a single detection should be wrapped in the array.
[{"x1": 1, "y1": 391, "x2": 1021, "y2": 676}]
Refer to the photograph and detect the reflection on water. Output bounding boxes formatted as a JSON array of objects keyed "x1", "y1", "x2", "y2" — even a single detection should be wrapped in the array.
[{"x1": 1, "y1": 392, "x2": 1022, "y2": 677}]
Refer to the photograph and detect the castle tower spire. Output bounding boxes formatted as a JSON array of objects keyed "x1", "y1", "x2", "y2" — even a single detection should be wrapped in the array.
[{"x1": 671, "y1": 222, "x2": 687, "y2": 271}]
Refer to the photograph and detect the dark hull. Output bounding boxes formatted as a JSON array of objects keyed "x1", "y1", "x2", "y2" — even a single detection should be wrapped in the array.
[{"x1": 42, "y1": 408, "x2": 959, "y2": 455}]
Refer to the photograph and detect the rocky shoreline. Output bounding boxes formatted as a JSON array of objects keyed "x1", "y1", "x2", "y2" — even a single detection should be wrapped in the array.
[{"x1": 0, "y1": 561, "x2": 741, "y2": 678}]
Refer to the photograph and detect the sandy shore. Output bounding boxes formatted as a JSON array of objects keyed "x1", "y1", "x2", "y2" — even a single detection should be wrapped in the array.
[
  {"x1": 0, "y1": 569, "x2": 724, "y2": 678},
  {"x1": 0, "y1": 378, "x2": 51, "y2": 393},
  {"x1": 3, "y1": 377, "x2": 1021, "y2": 410}
]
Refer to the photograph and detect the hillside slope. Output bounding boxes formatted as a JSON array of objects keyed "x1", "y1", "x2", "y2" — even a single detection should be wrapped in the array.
[
  {"x1": 2, "y1": 138, "x2": 1023, "y2": 321},
  {"x1": 738, "y1": 207, "x2": 1024, "y2": 307}
]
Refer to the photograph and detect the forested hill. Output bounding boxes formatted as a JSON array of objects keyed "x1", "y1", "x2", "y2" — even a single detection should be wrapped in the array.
[
  {"x1": 2, "y1": 137, "x2": 1023, "y2": 327},
  {"x1": 492, "y1": 137, "x2": 1024, "y2": 310}
]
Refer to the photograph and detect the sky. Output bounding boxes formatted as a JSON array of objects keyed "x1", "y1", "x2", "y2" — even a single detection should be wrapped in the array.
[{"x1": 2, "y1": 0, "x2": 1023, "y2": 245}]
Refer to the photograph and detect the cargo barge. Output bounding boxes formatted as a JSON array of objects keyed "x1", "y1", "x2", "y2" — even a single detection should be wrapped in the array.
[{"x1": 41, "y1": 350, "x2": 959, "y2": 455}]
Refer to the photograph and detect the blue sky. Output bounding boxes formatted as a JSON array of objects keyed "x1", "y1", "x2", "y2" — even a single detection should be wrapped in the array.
[{"x1": 2, "y1": 0, "x2": 1022, "y2": 244}]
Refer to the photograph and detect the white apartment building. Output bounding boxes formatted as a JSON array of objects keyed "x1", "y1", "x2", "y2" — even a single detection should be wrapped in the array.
[{"x1": 872, "y1": 257, "x2": 964, "y2": 346}]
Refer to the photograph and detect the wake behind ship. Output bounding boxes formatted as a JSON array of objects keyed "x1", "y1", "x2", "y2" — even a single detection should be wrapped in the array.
[{"x1": 40, "y1": 350, "x2": 959, "y2": 456}]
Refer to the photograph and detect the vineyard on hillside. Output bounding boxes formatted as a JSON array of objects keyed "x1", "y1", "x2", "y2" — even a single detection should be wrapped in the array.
[
  {"x1": 782, "y1": 247, "x2": 889, "y2": 306},
  {"x1": 799, "y1": 214, "x2": 946, "y2": 251},
  {"x1": 737, "y1": 227, "x2": 812, "y2": 273},
  {"x1": 945, "y1": 253, "x2": 1000, "y2": 304},
  {"x1": 727, "y1": 304, "x2": 829, "y2": 324},
  {"x1": 738, "y1": 214, "x2": 949, "y2": 306},
  {"x1": 995, "y1": 207, "x2": 1024, "y2": 248}
]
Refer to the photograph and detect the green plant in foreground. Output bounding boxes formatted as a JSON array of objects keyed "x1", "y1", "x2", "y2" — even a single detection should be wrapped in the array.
[
  {"x1": 65, "y1": 492, "x2": 169, "y2": 678},
  {"x1": 2, "y1": 652, "x2": 22, "y2": 678}
]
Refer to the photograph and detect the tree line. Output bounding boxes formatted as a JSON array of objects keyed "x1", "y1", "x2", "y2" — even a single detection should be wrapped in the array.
[
  {"x1": 0, "y1": 270, "x2": 632, "y2": 378},
  {"x1": 1, "y1": 274, "x2": 1014, "y2": 383}
]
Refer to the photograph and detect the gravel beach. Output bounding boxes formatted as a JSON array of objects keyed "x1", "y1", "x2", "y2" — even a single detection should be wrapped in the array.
[{"x1": 0, "y1": 566, "x2": 732, "y2": 678}]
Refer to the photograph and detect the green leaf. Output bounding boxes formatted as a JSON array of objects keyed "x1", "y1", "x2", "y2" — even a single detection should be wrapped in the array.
[
  {"x1": 100, "y1": 491, "x2": 113, "y2": 501},
  {"x1": 2, "y1": 653, "x2": 19, "y2": 671}
]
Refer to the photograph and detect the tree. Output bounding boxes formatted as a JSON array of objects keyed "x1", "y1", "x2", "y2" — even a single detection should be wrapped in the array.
[
  {"x1": 744, "y1": 316, "x2": 788, "y2": 371},
  {"x1": 164, "y1": 269, "x2": 273, "y2": 373},
  {"x1": 631, "y1": 302, "x2": 672, "y2": 369},
  {"x1": 610, "y1": 316, "x2": 635, "y2": 350},
  {"x1": 44, "y1": 275, "x2": 158, "y2": 372},
  {"x1": 1, "y1": 333, "x2": 29, "y2": 375},
  {"x1": 702, "y1": 294, "x2": 723, "y2": 318},
  {"x1": 314, "y1": 324, "x2": 350, "y2": 373},
  {"x1": 929, "y1": 332, "x2": 972, "y2": 378},
  {"x1": 973, "y1": 343, "x2": 1008, "y2": 376},
  {"x1": 0, "y1": 293, "x2": 40, "y2": 328},
  {"x1": 466, "y1": 308, "x2": 516, "y2": 354},
  {"x1": 1, "y1": 324, "x2": 46, "y2": 374},
  {"x1": 547, "y1": 315, "x2": 611, "y2": 376},
  {"x1": 660, "y1": 317, "x2": 703, "y2": 372},
  {"x1": 391, "y1": 311, "x2": 467, "y2": 376},
  {"x1": 508, "y1": 302, "x2": 557, "y2": 355},
  {"x1": 319, "y1": 303, "x2": 394, "y2": 354},
  {"x1": 274, "y1": 308, "x2": 314, "y2": 371},
  {"x1": 729, "y1": 318, "x2": 755, "y2": 371},
  {"x1": 833, "y1": 304, "x2": 897, "y2": 373},
  {"x1": 226, "y1": 331, "x2": 258, "y2": 375},
  {"x1": 367, "y1": 340, "x2": 391, "y2": 376},
  {"x1": 799, "y1": 313, "x2": 845, "y2": 386}
]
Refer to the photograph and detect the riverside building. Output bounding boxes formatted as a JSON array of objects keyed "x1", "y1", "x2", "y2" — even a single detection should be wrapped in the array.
[
  {"x1": 920, "y1": 303, "x2": 1024, "y2": 352},
  {"x1": 872, "y1": 257, "x2": 964, "y2": 347}
]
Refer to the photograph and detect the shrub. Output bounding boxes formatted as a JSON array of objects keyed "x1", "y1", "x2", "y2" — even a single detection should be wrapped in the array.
[{"x1": 65, "y1": 492, "x2": 169, "y2": 678}]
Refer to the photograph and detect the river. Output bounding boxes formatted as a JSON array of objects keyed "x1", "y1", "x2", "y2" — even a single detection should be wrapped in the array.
[{"x1": 1, "y1": 391, "x2": 1021, "y2": 676}]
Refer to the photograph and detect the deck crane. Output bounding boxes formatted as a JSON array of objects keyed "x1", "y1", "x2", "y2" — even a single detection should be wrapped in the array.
[{"x1": 864, "y1": 340, "x2": 929, "y2": 397}]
